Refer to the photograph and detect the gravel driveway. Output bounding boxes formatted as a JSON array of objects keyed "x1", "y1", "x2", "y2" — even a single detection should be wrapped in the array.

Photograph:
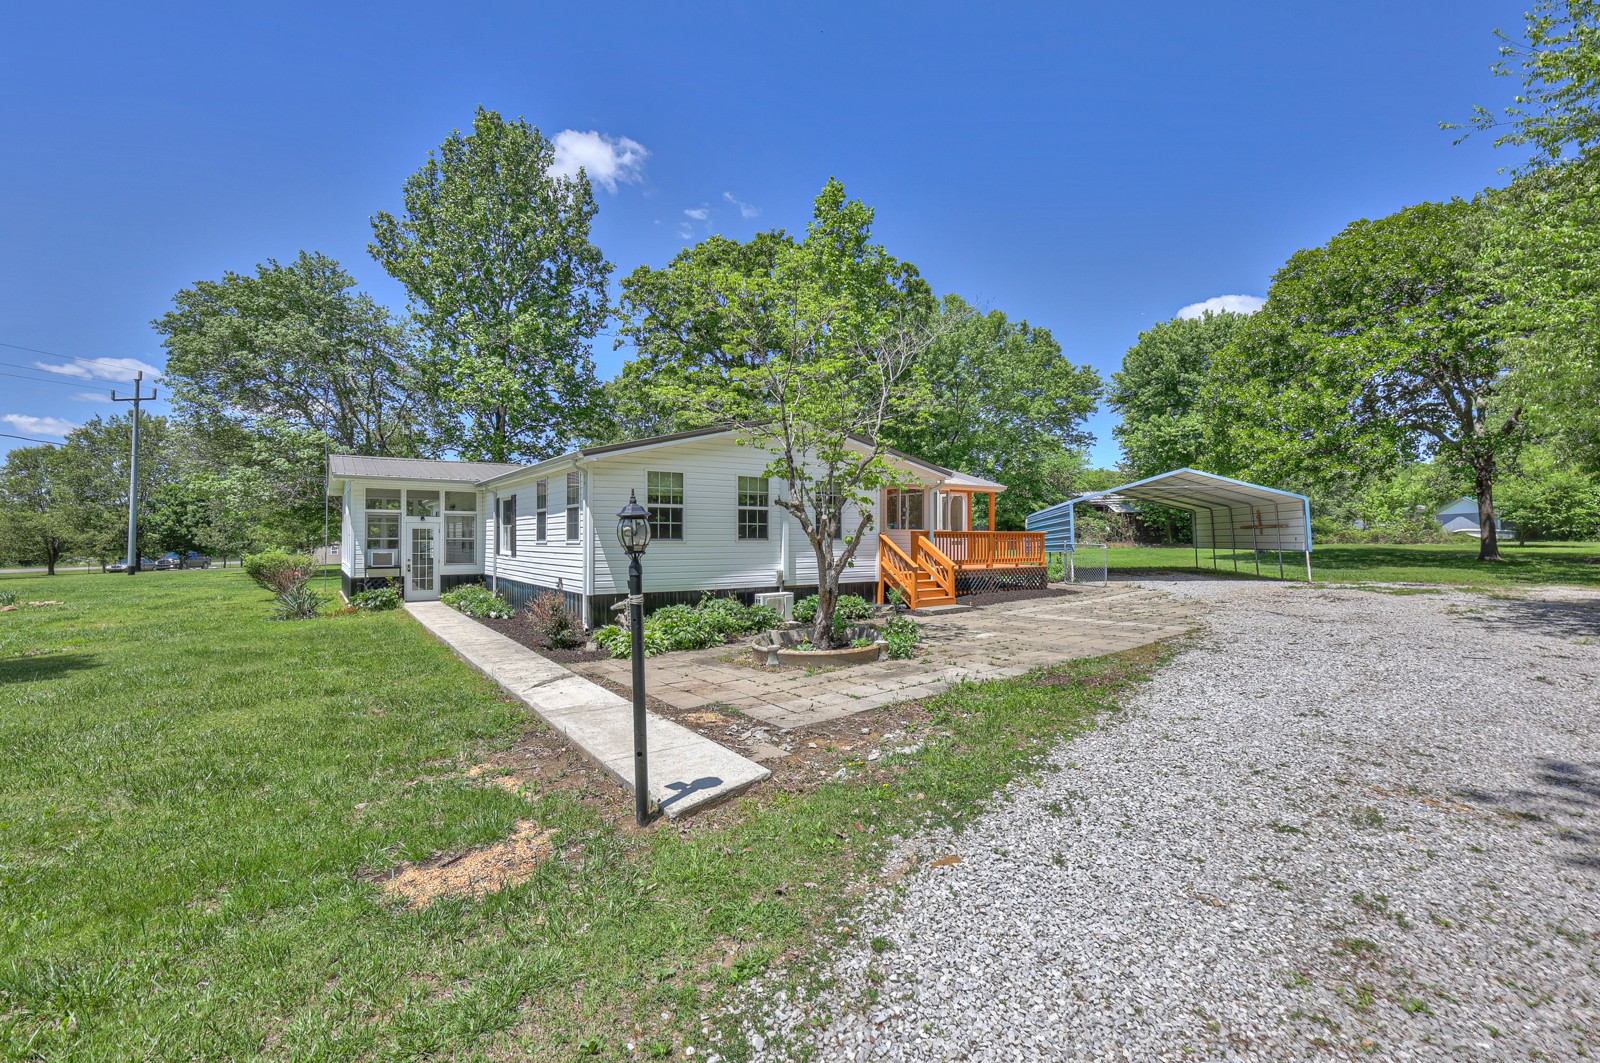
[{"x1": 745, "y1": 580, "x2": 1600, "y2": 1061}]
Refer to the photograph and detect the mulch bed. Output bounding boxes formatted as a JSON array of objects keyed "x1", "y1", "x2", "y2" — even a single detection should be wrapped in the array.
[{"x1": 475, "y1": 614, "x2": 612, "y2": 665}]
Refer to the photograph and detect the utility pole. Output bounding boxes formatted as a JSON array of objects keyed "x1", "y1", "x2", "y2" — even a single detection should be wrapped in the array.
[{"x1": 111, "y1": 372, "x2": 157, "y2": 574}]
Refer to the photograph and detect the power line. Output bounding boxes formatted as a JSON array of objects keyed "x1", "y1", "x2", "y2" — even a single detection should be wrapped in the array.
[
  {"x1": 0, "y1": 369, "x2": 116, "y2": 393},
  {"x1": 0, "y1": 431, "x2": 61, "y2": 446},
  {"x1": 0, "y1": 340, "x2": 163, "y2": 374}
]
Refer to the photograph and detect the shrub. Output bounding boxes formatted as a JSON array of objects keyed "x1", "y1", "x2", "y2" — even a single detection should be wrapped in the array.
[
  {"x1": 441, "y1": 583, "x2": 513, "y2": 619},
  {"x1": 0, "y1": 590, "x2": 15, "y2": 607},
  {"x1": 525, "y1": 592, "x2": 585, "y2": 649},
  {"x1": 693, "y1": 594, "x2": 782, "y2": 637},
  {"x1": 646, "y1": 604, "x2": 722, "y2": 652},
  {"x1": 271, "y1": 583, "x2": 326, "y2": 621},
  {"x1": 592, "y1": 623, "x2": 669, "y2": 659},
  {"x1": 243, "y1": 549, "x2": 316, "y2": 592},
  {"x1": 885, "y1": 587, "x2": 906, "y2": 611},
  {"x1": 882, "y1": 615, "x2": 920, "y2": 660},
  {"x1": 1046, "y1": 553, "x2": 1067, "y2": 582},
  {"x1": 349, "y1": 585, "x2": 401, "y2": 611},
  {"x1": 794, "y1": 592, "x2": 873, "y2": 625}
]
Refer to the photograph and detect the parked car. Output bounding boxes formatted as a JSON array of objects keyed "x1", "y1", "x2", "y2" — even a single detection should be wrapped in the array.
[
  {"x1": 181, "y1": 551, "x2": 212, "y2": 569},
  {"x1": 153, "y1": 551, "x2": 213, "y2": 570},
  {"x1": 106, "y1": 557, "x2": 159, "y2": 573}
]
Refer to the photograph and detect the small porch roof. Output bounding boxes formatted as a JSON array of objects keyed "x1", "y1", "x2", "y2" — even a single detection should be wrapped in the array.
[{"x1": 938, "y1": 470, "x2": 1007, "y2": 493}]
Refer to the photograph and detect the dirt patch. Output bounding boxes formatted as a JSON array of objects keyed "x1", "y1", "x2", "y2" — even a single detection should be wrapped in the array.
[{"x1": 374, "y1": 820, "x2": 560, "y2": 908}]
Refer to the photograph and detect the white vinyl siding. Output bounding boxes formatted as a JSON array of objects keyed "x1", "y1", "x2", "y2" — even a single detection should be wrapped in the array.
[
  {"x1": 485, "y1": 467, "x2": 587, "y2": 600},
  {"x1": 587, "y1": 436, "x2": 882, "y2": 597}
]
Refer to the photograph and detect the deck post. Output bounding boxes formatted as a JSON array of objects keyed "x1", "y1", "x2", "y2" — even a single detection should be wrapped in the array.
[{"x1": 987, "y1": 492, "x2": 996, "y2": 533}]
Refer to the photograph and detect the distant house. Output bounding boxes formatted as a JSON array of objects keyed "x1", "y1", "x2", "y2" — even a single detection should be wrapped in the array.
[
  {"x1": 327, "y1": 426, "x2": 1038, "y2": 627},
  {"x1": 1435, "y1": 496, "x2": 1517, "y2": 539}
]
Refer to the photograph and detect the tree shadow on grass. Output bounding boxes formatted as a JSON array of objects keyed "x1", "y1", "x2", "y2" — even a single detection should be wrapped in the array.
[
  {"x1": 0, "y1": 652, "x2": 99, "y2": 683},
  {"x1": 1458, "y1": 759, "x2": 1600, "y2": 871}
]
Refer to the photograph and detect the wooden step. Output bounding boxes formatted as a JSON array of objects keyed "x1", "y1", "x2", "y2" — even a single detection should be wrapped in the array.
[{"x1": 912, "y1": 595, "x2": 956, "y2": 609}]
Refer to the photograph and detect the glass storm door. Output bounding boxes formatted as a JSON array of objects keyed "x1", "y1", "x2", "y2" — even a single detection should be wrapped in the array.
[{"x1": 405, "y1": 523, "x2": 440, "y2": 600}]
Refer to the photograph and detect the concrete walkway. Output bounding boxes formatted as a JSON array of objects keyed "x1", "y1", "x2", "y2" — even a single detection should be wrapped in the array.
[
  {"x1": 574, "y1": 585, "x2": 1197, "y2": 730},
  {"x1": 405, "y1": 601, "x2": 769, "y2": 819}
]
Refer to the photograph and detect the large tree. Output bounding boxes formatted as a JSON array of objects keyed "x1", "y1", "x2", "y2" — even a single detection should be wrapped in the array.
[
  {"x1": 1108, "y1": 310, "x2": 1245, "y2": 478},
  {"x1": 371, "y1": 107, "x2": 610, "y2": 462},
  {"x1": 1206, "y1": 198, "x2": 1518, "y2": 560},
  {"x1": 154, "y1": 251, "x2": 427, "y2": 456},
  {"x1": 0, "y1": 446, "x2": 83, "y2": 573},
  {"x1": 630, "y1": 179, "x2": 941, "y2": 646},
  {"x1": 880, "y1": 294, "x2": 1100, "y2": 528}
]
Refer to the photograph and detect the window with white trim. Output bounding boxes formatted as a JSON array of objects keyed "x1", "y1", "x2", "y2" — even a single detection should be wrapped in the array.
[
  {"x1": 647, "y1": 471, "x2": 684, "y2": 540},
  {"x1": 737, "y1": 476, "x2": 769, "y2": 540},
  {"x1": 565, "y1": 472, "x2": 580, "y2": 541},
  {"x1": 535, "y1": 480, "x2": 548, "y2": 542},
  {"x1": 499, "y1": 496, "x2": 517, "y2": 556},
  {"x1": 445, "y1": 494, "x2": 476, "y2": 564},
  {"x1": 366, "y1": 514, "x2": 399, "y2": 552}
]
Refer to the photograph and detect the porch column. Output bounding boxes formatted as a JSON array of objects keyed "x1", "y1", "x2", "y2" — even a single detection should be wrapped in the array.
[{"x1": 987, "y1": 491, "x2": 996, "y2": 532}]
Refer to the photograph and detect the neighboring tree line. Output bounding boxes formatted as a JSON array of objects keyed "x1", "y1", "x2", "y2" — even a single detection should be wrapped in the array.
[{"x1": 1106, "y1": 0, "x2": 1600, "y2": 560}]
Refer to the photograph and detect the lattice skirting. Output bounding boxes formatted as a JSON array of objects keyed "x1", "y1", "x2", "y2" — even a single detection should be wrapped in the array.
[{"x1": 956, "y1": 568, "x2": 1048, "y2": 595}]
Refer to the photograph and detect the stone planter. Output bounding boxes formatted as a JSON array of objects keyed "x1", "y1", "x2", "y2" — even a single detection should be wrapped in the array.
[{"x1": 750, "y1": 624, "x2": 885, "y2": 667}]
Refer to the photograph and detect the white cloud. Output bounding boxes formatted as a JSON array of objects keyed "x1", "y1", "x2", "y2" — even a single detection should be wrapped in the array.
[
  {"x1": 550, "y1": 130, "x2": 649, "y2": 193},
  {"x1": 676, "y1": 222, "x2": 695, "y2": 240},
  {"x1": 683, "y1": 207, "x2": 710, "y2": 221},
  {"x1": 2, "y1": 414, "x2": 78, "y2": 438},
  {"x1": 722, "y1": 191, "x2": 760, "y2": 219},
  {"x1": 34, "y1": 356, "x2": 161, "y2": 384},
  {"x1": 1176, "y1": 294, "x2": 1265, "y2": 320}
]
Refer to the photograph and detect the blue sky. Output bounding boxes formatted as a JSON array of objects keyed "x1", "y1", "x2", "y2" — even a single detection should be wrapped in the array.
[{"x1": 0, "y1": 2, "x2": 1521, "y2": 465}]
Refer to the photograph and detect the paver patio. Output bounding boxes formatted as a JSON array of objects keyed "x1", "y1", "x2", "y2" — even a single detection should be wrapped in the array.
[{"x1": 571, "y1": 585, "x2": 1197, "y2": 730}]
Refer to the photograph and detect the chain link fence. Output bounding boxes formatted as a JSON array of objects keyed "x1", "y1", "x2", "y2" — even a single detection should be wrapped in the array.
[{"x1": 1054, "y1": 544, "x2": 1108, "y2": 586}]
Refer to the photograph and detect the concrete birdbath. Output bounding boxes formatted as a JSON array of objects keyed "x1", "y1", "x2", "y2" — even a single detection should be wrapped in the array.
[{"x1": 750, "y1": 624, "x2": 885, "y2": 667}]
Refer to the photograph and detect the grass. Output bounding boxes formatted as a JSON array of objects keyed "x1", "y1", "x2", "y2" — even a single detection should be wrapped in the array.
[
  {"x1": 0, "y1": 568, "x2": 1163, "y2": 1060},
  {"x1": 1073, "y1": 541, "x2": 1600, "y2": 588}
]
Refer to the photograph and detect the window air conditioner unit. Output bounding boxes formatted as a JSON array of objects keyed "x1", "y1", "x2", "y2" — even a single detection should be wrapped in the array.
[{"x1": 369, "y1": 549, "x2": 399, "y2": 568}]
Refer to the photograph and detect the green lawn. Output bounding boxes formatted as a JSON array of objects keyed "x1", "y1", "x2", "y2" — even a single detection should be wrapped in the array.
[
  {"x1": 1078, "y1": 541, "x2": 1600, "y2": 588},
  {"x1": 0, "y1": 568, "x2": 1158, "y2": 1060}
]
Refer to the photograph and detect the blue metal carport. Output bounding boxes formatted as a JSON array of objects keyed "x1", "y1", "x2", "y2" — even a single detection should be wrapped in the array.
[{"x1": 1025, "y1": 468, "x2": 1313, "y2": 581}]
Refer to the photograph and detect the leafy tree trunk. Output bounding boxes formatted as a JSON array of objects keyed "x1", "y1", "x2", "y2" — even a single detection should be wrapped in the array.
[
  {"x1": 1475, "y1": 463, "x2": 1503, "y2": 561},
  {"x1": 46, "y1": 540, "x2": 60, "y2": 576},
  {"x1": 810, "y1": 538, "x2": 839, "y2": 647}
]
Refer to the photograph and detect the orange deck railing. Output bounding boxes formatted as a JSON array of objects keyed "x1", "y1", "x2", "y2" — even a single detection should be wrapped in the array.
[{"x1": 928, "y1": 530, "x2": 1047, "y2": 570}]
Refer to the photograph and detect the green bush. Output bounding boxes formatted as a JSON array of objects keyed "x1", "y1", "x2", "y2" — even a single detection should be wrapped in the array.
[
  {"x1": 0, "y1": 590, "x2": 16, "y2": 607},
  {"x1": 592, "y1": 623, "x2": 669, "y2": 659},
  {"x1": 349, "y1": 585, "x2": 401, "y2": 611},
  {"x1": 793, "y1": 592, "x2": 873, "y2": 625},
  {"x1": 646, "y1": 604, "x2": 721, "y2": 651},
  {"x1": 243, "y1": 549, "x2": 316, "y2": 592},
  {"x1": 441, "y1": 583, "x2": 513, "y2": 619},
  {"x1": 694, "y1": 594, "x2": 783, "y2": 637},
  {"x1": 883, "y1": 615, "x2": 920, "y2": 659},
  {"x1": 1046, "y1": 553, "x2": 1067, "y2": 582}
]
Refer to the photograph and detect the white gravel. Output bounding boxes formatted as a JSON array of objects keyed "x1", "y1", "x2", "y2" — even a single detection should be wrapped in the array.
[{"x1": 740, "y1": 580, "x2": 1600, "y2": 1061}]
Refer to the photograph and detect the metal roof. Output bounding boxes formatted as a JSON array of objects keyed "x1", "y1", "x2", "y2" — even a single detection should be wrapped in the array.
[
  {"x1": 1026, "y1": 468, "x2": 1313, "y2": 554},
  {"x1": 327, "y1": 454, "x2": 525, "y2": 483}
]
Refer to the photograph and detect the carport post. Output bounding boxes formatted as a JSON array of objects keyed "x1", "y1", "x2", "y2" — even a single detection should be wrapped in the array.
[
  {"x1": 1206, "y1": 508, "x2": 1218, "y2": 571},
  {"x1": 1275, "y1": 501, "x2": 1284, "y2": 580},
  {"x1": 1191, "y1": 510, "x2": 1199, "y2": 571},
  {"x1": 1229, "y1": 508, "x2": 1239, "y2": 572},
  {"x1": 1305, "y1": 550, "x2": 1313, "y2": 583},
  {"x1": 1250, "y1": 517, "x2": 1260, "y2": 577}
]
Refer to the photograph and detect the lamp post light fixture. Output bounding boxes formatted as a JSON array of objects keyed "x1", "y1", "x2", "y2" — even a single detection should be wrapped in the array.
[{"x1": 616, "y1": 490, "x2": 653, "y2": 826}]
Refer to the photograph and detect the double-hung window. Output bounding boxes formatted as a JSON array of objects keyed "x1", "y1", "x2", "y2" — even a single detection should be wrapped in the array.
[
  {"x1": 499, "y1": 496, "x2": 517, "y2": 556},
  {"x1": 364, "y1": 489, "x2": 400, "y2": 557},
  {"x1": 444, "y1": 492, "x2": 476, "y2": 565},
  {"x1": 565, "y1": 472, "x2": 580, "y2": 541},
  {"x1": 646, "y1": 471, "x2": 684, "y2": 541},
  {"x1": 535, "y1": 480, "x2": 548, "y2": 542},
  {"x1": 736, "y1": 476, "x2": 769, "y2": 540}
]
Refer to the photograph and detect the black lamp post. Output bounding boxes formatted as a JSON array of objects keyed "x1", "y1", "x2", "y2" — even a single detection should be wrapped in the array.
[{"x1": 616, "y1": 490, "x2": 653, "y2": 826}]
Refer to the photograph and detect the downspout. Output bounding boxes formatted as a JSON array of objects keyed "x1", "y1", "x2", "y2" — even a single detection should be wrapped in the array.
[
  {"x1": 490, "y1": 489, "x2": 500, "y2": 592},
  {"x1": 579, "y1": 460, "x2": 594, "y2": 629}
]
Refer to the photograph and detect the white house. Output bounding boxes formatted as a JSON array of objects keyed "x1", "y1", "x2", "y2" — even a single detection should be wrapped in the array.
[
  {"x1": 328, "y1": 426, "x2": 1040, "y2": 628},
  {"x1": 1434, "y1": 496, "x2": 1517, "y2": 539}
]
